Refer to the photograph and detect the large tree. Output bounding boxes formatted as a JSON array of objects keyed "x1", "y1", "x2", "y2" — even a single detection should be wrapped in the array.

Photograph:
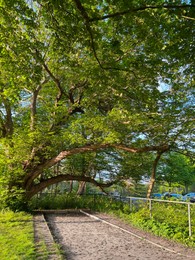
[{"x1": 0, "y1": 0, "x2": 194, "y2": 208}]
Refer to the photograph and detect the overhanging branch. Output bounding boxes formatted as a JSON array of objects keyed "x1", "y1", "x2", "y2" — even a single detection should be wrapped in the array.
[
  {"x1": 24, "y1": 143, "x2": 170, "y2": 190},
  {"x1": 27, "y1": 174, "x2": 117, "y2": 198}
]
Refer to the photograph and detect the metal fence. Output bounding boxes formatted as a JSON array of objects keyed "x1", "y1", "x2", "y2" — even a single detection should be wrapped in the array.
[{"x1": 123, "y1": 196, "x2": 195, "y2": 237}]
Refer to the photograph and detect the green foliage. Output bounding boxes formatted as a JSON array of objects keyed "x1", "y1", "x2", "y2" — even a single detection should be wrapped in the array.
[
  {"x1": 0, "y1": 210, "x2": 36, "y2": 260},
  {"x1": 0, "y1": 187, "x2": 27, "y2": 211},
  {"x1": 0, "y1": 0, "x2": 194, "y2": 208},
  {"x1": 157, "y1": 152, "x2": 195, "y2": 191},
  {"x1": 118, "y1": 202, "x2": 195, "y2": 247},
  {"x1": 30, "y1": 193, "x2": 125, "y2": 212}
]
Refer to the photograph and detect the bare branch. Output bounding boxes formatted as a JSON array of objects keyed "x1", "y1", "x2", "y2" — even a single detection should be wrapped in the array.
[
  {"x1": 182, "y1": 15, "x2": 195, "y2": 21},
  {"x1": 43, "y1": 62, "x2": 63, "y2": 100},
  {"x1": 89, "y1": 4, "x2": 195, "y2": 22}
]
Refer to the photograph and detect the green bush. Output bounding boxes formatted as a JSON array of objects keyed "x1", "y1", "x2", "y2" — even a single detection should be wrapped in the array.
[{"x1": 30, "y1": 193, "x2": 125, "y2": 212}]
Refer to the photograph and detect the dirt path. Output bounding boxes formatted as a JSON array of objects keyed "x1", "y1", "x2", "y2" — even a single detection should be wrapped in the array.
[{"x1": 44, "y1": 210, "x2": 195, "y2": 260}]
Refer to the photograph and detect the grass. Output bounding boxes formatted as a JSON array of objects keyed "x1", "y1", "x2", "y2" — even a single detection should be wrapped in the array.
[
  {"x1": 0, "y1": 210, "x2": 36, "y2": 260},
  {"x1": 111, "y1": 203, "x2": 195, "y2": 247},
  {"x1": 0, "y1": 208, "x2": 65, "y2": 260},
  {"x1": 102, "y1": 199, "x2": 195, "y2": 247}
]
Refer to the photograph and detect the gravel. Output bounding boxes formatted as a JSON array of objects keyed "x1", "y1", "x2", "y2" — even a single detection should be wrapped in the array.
[{"x1": 44, "y1": 210, "x2": 195, "y2": 260}]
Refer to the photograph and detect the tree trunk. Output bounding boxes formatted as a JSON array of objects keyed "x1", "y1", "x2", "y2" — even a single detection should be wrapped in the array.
[
  {"x1": 24, "y1": 174, "x2": 116, "y2": 200},
  {"x1": 77, "y1": 181, "x2": 86, "y2": 195},
  {"x1": 69, "y1": 180, "x2": 73, "y2": 193},
  {"x1": 147, "y1": 151, "x2": 164, "y2": 199},
  {"x1": 184, "y1": 183, "x2": 189, "y2": 194}
]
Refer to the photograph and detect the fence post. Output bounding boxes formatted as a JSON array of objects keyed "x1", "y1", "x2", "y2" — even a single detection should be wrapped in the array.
[
  {"x1": 188, "y1": 203, "x2": 192, "y2": 237},
  {"x1": 129, "y1": 198, "x2": 132, "y2": 211},
  {"x1": 149, "y1": 199, "x2": 152, "y2": 218}
]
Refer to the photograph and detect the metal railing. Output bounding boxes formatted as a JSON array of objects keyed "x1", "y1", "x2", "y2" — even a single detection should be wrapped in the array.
[{"x1": 125, "y1": 196, "x2": 195, "y2": 237}]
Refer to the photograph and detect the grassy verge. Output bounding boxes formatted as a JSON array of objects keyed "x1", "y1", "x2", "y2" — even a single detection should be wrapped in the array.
[
  {"x1": 111, "y1": 203, "x2": 195, "y2": 247},
  {"x1": 0, "y1": 210, "x2": 63, "y2": 260},
  {"x1": 0, "y1": 210, "x2": 36, "y2": 260}
]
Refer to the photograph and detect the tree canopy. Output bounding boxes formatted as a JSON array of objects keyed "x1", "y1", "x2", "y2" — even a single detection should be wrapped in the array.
[
  {"x1": 157, "y1": 152, "x2": 195, "y2": 193},
  {"x1": 0, "y1": 0, "x2": 194, "y2": 208}
]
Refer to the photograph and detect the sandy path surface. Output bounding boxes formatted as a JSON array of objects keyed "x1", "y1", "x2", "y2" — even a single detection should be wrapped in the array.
[{"x1": 45, "y1": 211, "x2": 195, "y2": 260}]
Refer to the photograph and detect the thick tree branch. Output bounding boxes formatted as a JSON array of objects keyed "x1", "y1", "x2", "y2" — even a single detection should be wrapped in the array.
[
  {"x1": 26, "y1": 174, "x2": 117, "y2": 198},
  {"x1": 24, "y1": 143, "x2": 110, "y2": 189},
  {"x1": 113, "y1": 144, "x2": 170, "y2": 154},
  {"x1": 37, "y1": 143, "x2": 170, "y2": 171},
  {"x1": 24, "y1": 143, "x2": 170, "y2": 190}
]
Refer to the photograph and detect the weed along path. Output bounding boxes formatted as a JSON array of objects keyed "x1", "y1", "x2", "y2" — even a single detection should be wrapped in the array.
[{"x1": 38, "y1": 210, "x2": 195, "y2": 260}]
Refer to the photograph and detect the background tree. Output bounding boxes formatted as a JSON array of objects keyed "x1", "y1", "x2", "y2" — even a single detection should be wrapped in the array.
[{"x1": 157, "y1": 153, "x2": 195, "y2": 193}]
